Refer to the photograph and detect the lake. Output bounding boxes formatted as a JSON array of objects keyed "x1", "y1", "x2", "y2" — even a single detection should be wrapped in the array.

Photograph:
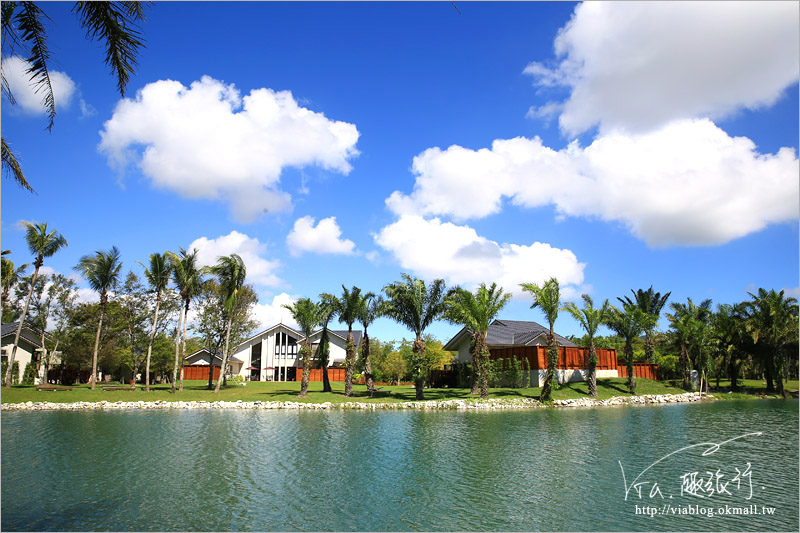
[{"x1": 2, "y1": 399, "x2": 798, "y2": 531}]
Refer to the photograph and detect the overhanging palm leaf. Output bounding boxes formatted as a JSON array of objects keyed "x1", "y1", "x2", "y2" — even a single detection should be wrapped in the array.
[{"x1": 2, "y1": 137, "x2": 34, "y2": 193}]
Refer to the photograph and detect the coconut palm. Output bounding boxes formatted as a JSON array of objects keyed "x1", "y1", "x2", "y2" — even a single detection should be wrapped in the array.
[
  {"x1": 618, "y1": 287, "x2": 671, "y2": 363},
  {"x1": 209, "y1": 254, "x2": 247, "y2": 393},
  {"x1": 5, "y1": 222, "x2": 67, "y2": 388},
  {"x1": 445, "y1": 283, "x2": 512, "y2": 399},
  {"x1": 562, "y1": 294, "x2": 610, "y2": 398},
  {"x1": 317, "y1": 292, "x2": 338, "y2": 393},
  {"x1": 2, "y1": 251, "x2": 29, "y2": 320},
  {"x1": 382, "y1": 274, "x2": 447, "y2": 401},
  {"x1": 168, "y1": 247, "x2": 205, "y2": 393},
  {"x1": 74, "y1": 246, "x2": 122, "y2": 390},
  {"x1": 334, "y1": 285, "x2": 372, "y2": 397},
  {"x1": 282, "y1": 298, "x2": 321, "y2": 397},
  {"x1": 667, "y1": 298, "x2": 712, "y2": 391},
  {"x1": 2, "y1": 2, "x2": 150, "y2": 189},
  {"x1": 139, "y1": 252, "x2": 171, "y2": 392},
  {"x1": 358, "y1": 294, "x2": 385, "y2": 395},
  {"x1": 605, "y1": 302, "x2": 650, "y2": 395},
  {"x1": 520, "y1": 277, "x2": 561, "y2": 402}
]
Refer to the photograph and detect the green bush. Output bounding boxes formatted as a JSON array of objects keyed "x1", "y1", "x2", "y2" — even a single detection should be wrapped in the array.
[
  {"x1": 22, "y1": 362, "x2": 37, "y2": 385},
  {"x1": 2, "y1": 361, "x2": 20, "y2": 384},
  {"x1": 655, "y1": 354, "x2": 680, "y2": 381}
]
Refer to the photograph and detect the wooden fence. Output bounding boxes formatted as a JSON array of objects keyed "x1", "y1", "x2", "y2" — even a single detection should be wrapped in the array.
[
  {"x1": 183, "y1": 365, "x2": 219, "y2": 381},
  {"x1": 296, "y1": 368, "x2": 347, "y2": 382},
  {"x1": 617, "y1": 363, "x2": 659, "y2": 381}
]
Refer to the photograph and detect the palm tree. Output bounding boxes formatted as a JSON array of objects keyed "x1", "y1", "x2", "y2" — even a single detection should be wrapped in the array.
[
  {"x1": 1, "y1": 250, "x2": 29, "y2": 320},
  {"x1": 209, "y1": 254, "x2": 247, "y2": 393},
  {"x1": 744, "y1": 288, "x2": 798, "y2": 398},
  {"x1": 2, "y1": 2, "x2": 150, "y2": 189},
  {"x1": 140, "y1": 252, "x2": 171, "y2": 392},
  {"x1": 335, "y1": 285, "x2": 371, "y2": 397},
  {"x1": 667, "y1": 298, "x2": 712, "y2": 391},
  {"x1": 563, "y1": 295, "x2": 610, "y2": 398},
  {"x1": 382, "y1": 274, "x2": 447, "y2": 401},
  {"x1": 5, "y1": 222, "x2": 67, "y2": 388},
  {"x1": 445, "y1": 283, "x2": 511, "y2": 399},
  {"x1": 74, "y1": 246, "x2": 122, "y2": 390},
  {"x1": 605, "y1": 302, "x2": 649, "y2": 395},
  {"x1": 618, "y1": 287, "x2": 670, "y2": 363},
  {"x1": 168, "y1": 248, "x2": 205, "y2": 393},
  {"x1": 317, "y1": 293, "x2": 338, "y2": 393},
  {"x1": 520, "y1": 277, "x2": 561, "y2": 402},
  {"x1": 359, "y1": 294, "x2": 385, "y2": 395},
  {"x1": 282, "y1": 298, "x2": 320, "y2": 397}
]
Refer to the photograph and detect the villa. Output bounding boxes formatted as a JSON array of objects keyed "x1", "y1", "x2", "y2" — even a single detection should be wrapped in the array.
[
  {"x1": 1, "y1": 322, "x2": 52, "y2": 383},
  {"x1": 443, "y1": 319, "x2": 623, "y2": 387},
  {"x1": 185, "y1": 323, "x2": 362, "y2": 382}
]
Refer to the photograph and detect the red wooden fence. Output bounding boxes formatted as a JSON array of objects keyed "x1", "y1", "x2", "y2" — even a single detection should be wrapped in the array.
[
  {"x1": 617, "y1": 363, "x2": 659, "y2": 381},
  {"x1": 183, "y1": 365, "x2": 220, "y2": 380},
  {"x1": 296, "y1": 367, "x2": 347, "y2": 382}
]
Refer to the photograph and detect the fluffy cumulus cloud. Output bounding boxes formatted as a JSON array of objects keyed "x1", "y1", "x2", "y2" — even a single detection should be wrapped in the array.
[
  {"x1": 187, "y1": 231, "x2": 282, "y2": 287},
  {"x1": 374, "y1": 215, "x2": 586, "y2": 299},
  {"x1": 386, "y1": 119, "x2": 799, "y2": 246},
  {"x1": 286, "y1": 216, "x2": 356, "y2": 257},
  {"x1": 3, "y1": 56, "x2": 77, "y2": 114},
  {"x1": 99, "y1": 76, "x2": 360, "y2": 222},
  {"x1": 252, "y1": 292, "x2": 299, "y2": 331},
  {"x1": 524, "y1": 2, "x2": 799, "y2": 136}
]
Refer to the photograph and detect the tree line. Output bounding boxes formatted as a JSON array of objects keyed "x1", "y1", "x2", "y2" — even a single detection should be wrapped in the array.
[{"x1": 3, "y1": 222, "x2": 797, "y2": 401}]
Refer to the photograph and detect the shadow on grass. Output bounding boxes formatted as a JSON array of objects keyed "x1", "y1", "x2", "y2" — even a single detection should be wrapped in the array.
[{"x1": 597, "y1": 379, "x2": 629, "y2": 394}]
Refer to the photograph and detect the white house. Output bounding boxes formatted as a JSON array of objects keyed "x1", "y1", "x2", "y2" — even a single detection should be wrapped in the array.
[
  {"x1": 185, "y1": 323, "x2": 362, "y2": 382},
  {"x1": 1, "y1": 321, "x2": 50, "y2": 383}
]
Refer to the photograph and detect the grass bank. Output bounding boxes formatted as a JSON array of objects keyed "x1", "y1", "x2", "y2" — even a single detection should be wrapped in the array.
[{"x1": 2, "y1": 377, "x2": 690, "y2": 405}]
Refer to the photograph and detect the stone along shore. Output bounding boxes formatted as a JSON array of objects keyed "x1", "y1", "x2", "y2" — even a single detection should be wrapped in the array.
[{"x1": 2, "y1": 392, "x2": 708, "y2": 411}]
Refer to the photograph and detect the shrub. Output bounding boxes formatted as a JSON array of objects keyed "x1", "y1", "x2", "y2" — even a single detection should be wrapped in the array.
[{"x1": 22, "y1": 362, "x2": 37, "y2": 384}]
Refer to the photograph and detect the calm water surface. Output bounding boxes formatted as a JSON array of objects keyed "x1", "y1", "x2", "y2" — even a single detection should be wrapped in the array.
[{"x1": 2, "y1": 400, "x2": 798, "y2": 531}]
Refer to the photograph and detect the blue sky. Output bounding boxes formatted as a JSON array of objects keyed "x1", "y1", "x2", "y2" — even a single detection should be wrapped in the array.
[{"x1": 2, "y1": 1, "x2": 798, "y2": 344}]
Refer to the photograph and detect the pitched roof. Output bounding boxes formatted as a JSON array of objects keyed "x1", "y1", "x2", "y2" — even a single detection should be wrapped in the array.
[
  {"x1": 1, "y1": 322, "x2": 44, "y2": 348},
  {"x1": 329, "y1": 329, "x2": 362, "y2": 348},
  {"x1": 184, "y1": 347, "x2": 243, "y2": 364},
  {"x1": 443, "y1": 319, "x2": 577, "y2": 350}
]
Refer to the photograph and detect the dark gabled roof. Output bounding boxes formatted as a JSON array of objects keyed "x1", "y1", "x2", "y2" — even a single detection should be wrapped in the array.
[
  {"x1": 1, "y1": 322, "x2": 44, "y2": 348},
  {"x1": 184, "y1": 348, "x2": 243, "y2": 364},
  {"x1": 329, "y1": 330, "x2": 362, "y2": 348},
  {"x1": 488, "y1": 319, "x2": 577, "y2": 347},
  {"x1": 233, "y1": 323, "x2": 303, "y2": 351}
]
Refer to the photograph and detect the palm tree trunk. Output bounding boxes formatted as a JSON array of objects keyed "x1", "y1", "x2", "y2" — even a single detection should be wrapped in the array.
[
  {"x1": 171, "y1": 303, "x2": 184, "y2": 393},
  {"x1": 90, "y1": 302, "x2": 106, "y2": 390},
  {"x1": 540, "y1": 330, "x2": 558, "y2": 402},
  {"x1": 5, "y1": 264, "x2": 40, "y2": 388},
  {"x1": 213, "y1": 317, "x2": 233, "y2": 393},
  {"x1": 469, "y1": 333, "x2": 479, "y2": 395},
  {"x1": 299, "y1": 341, "x2": 312, "y2": 397},
  {"x1": 344, "y1": 330, "x2": 355, "y2": 397},
  {"x1": 413, "y1": 336, "x2": 425, "y2": 401},
  {"x1": 588, "y1": 338, "x2": 598, "y2": 398},
  {"x1": 179, "y1": 299, "x2": 189, "y2": 391},
  {"x1": 680, "y1": 343, "x2": 689, "y2": 390},
  {"x1": 364, "y1": 328, "x2": 375, "y2": 394},
  {"x1": 626, "y1": 342, "x2": 636, "y2": 395},
  {"x1": 145, "y1": 292, "x2": 162, "y2": 393}
]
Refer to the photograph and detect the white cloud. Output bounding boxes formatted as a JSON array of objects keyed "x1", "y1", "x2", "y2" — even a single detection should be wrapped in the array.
[
  {"x1": 524, "y1": 2, "x2": 799, "y2": 136},
  {"x1": 3, "y1": 56, "x2": 77, "y2": 114},
  {"x1": 387, "y1": 119, "x2": 799, "y2": 246},
  {"x1": 188, "y1": 231, "x2": 282, "y2": 287},
  {"x1": 782, "y1": 287, "x2": 800, "y2": 299},
  {"x1": 79, "y1": 99, "x2": 97, "y2": 119},
  {"x1": 98, "y1": 76, "x2": 360, "y2": 223},
  {"x1": 252, "y1": 292, "x2": 299, "y2": 331},
  {"x1": 286, "y1": 216, "x2": 356, "y2": 257},
  {"x1": 374, "y1": 214, "x2": 585, "y2": 299}
]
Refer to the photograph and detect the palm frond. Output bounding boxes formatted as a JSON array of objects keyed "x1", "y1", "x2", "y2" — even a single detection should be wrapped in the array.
[
  {"x1": 15, "y1": 1, "x2": 55, "y2": 129},
  {"x1": 1, "y1": 137, "x2": 34, "y2": 193}
]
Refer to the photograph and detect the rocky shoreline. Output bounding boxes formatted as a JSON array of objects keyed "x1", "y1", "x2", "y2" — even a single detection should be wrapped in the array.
[{"x1": 1, "y1": 392, "x2": 709, "y2": 411}]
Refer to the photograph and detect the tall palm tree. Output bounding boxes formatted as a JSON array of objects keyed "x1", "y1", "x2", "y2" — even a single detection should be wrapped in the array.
[
  {"x1": 445, "y1": 283, "x2": 512, "y2": 399},
  {"x1": 605, "y1": 302, "x2": 649, "y2": 395},
  {"x1": 5, "y1": 222, "x2": 67, "y2": 388},
  {"x1": 317, "y1": 292, "x2": 338, "y2": 393},
  {"x1": 667, "y1": 298, "x2": 712, "y2": 391},
  {"x1": 1, "y1": 250, "x2": 29, "y2": 320},
  {"x1": 168, "y1": 247, "x2": 205, "y2": 393},
  {"x1": 744, "y1": 288, "x2": 798, "y2": 398},
  {"x1": 2, "y1": 2, "x2": 150, "y2": 189},
  {"x1": 209, "y1": 254, "x2": 246, "y2": 393},
  {"x1": 563, "y1": 294, "x2": 610, "y2": 398},
  {"x1": 520, "y1": 277, "x2": 561, "y2": 402},
  {"x1": 74, "y1": 246, "x2": 122, "y2": 390},
  {"x1": 335, "y1": 285, "x2": 372, "y2": 397},
  {"x1": 282, "y1": 298, "x2": 320, "y2": 397},
  {"x1": 140, "y1": 252, "x2": 171, "y2": 392},
  {"x1": 382, "y1": 274, "x2": 447, "y2": 401},
  {"x1": 359, "y1": 294, "x2": 385, "y2": 395},
  {"x1": 618, "y1": 287, "x2": 670, "y2": 363}
]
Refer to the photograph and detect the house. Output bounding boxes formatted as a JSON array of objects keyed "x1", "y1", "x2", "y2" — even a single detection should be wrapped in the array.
[
  {"x1": 184, "y1": 323, "x2": 362, "y2": 382},
  {"x1": 183, "y1": 348, "x2": 244, "y2": 381},
  {"x1": 1, "y1": 322, "x2": 46, "y2": 383},
  {"x1": 443, "y1": 319, "x2": 620, "y2": 387}
]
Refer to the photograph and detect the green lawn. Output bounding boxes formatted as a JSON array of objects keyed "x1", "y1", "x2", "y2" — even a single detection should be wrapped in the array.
[{"x1": 1, "y1": 377, "x2": 689, "y2": 405}]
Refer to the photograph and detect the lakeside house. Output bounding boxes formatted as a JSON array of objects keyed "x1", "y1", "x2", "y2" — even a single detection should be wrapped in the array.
[
  {"x1": 1, "y1": 322, "x2": 51, "y2": 383},
  {"x1": 443, "y1": 319, "x2": 625, "y2": 386},
  {"x1": 185, "y1": 323, "x2": 362, "y2": 382}
]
